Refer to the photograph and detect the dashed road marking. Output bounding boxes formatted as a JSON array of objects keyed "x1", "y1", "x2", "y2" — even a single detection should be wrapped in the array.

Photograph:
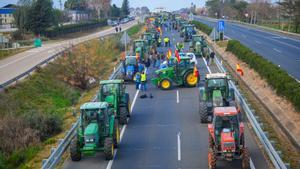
[
  {"x1": 176, "y1": 90, "x2": 179, "y2": 103},
  {"x1": 255, "y1": 40, "x2": 262, "y2": 44},
  {"x1": 177, "y1": 132, "x2": 181, "y2": 161},
  {"x1": 273, "y1": 48, "x2": 282, "y2": 53}
]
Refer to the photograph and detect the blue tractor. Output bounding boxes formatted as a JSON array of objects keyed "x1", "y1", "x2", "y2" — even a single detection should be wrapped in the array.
[{"x1": 122, "y1": 56, "x2": 138, "y2": 81}]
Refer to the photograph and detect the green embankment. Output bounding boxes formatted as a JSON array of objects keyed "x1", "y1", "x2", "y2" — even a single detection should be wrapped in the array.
[
  {"x1": 0, "y1": 23, "x2": 142, "y2": 169},
  {"x1": 226, "y1": 40, "x2": 300, "y2": 111}
]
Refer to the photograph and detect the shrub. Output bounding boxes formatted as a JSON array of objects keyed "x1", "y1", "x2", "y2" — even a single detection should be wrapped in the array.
[
  {"x1": 43, "y1": 19, "x2": 107, "y2": 38},
  {"x1": 226, "y1": 40, "x2": 300, "y2": 111},
  {"x1": 191, "y1": 20, "x2": 213, "y2": 35}
]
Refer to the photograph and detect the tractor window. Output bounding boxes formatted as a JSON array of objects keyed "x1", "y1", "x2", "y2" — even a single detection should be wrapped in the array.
[
  {"x1": 82, "y1": 109, "x2": 102, "y2": 127},
  {"x1": 207, "y1": 78, "x2": 226, "y2": 88},
  {"x1": 193, "y1": 36, "x2": 201, "y2": 42},
  {"x1": 101, "y1": 84, "x2": 118, "y2": 97},
  {"x1": 186, "y1": 26, "x2": 194, "y2": 32},
  {"x1": 214, "y1": 115, "x2": 239, "y2": 133},
  {"x1": 125, "y1": 57, "x2": 137, "y2": 65},
  {"x1": 135, "y1": 42, "x2": 143, "y2": 48}
]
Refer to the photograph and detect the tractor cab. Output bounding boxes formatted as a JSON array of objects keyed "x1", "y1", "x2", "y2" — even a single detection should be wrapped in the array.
[
  {"x1": 122, "y1": 56, "x2": 138, "y2": 81},
  {"x1": 182, "y1": 24, "x2": 196, "y2": 42},
  {"x1": 98, "y1": 79, "x2": 130, "y2": 125},
  {"x1": 207, "y1": 107, "x2": 249, "y2": 168},
  {"x1": 133, "y1": 39, "x2": 148, "y2": 61},
  {"x1": 199, "y1": 73, "x2": 236, "y2": 123}
]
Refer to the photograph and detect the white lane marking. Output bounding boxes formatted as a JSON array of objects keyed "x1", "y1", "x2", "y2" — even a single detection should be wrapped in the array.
[
  {"x1": 273, "y1": 48, "x2": 282, "y2": 53},
  {"x1": 177, "y1": 132, "x2": 181, "y2": 161},
  {"x1": 176, "y1": 90, "x2": 179, "y2": 103},
  {"x1": 202, "y1": 51, "x2": 257, "y2": 169},
  {"x1": 255, "y1": 40, "x2": 262, "y2": 44},
  {"x1": 106, "y1": 89, "x2": 139, "y2": 169}
]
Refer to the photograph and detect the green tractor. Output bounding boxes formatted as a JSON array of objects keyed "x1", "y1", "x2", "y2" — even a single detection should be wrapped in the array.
[
  {"x1": 151, "y1": 57, "x2": 199, "y2": 90},
  {"x1": 198, "y1": 73, "x2": 236, "y2": 123},
  {"x1": 98, "y1": 80, "x2": 130, "y2": 125},
  {"x1": 181, "y1": 24, "x2": 196, "y2": 42},
  {"x1": 70, "y1": 102, "x2": 120, "y2": 161},
  {"x1": 133, "y1": 39, "x2": 148, "y2": 61},
  {"x1": 189, "y1": 35, "x2": 205, "y2": 57},
  {"x1": 142, "y1": 32, "x2": 157, "y2": 53}
]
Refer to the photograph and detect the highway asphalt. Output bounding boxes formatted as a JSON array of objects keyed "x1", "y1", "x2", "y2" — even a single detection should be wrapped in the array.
[
  {"x1": 63, "y1": 22, "x2": 269, "y2": 169},
  {"x1": 194, "y1": 16, "x2": 300, "y2": 82},
  {"x1": 0, "y1": 20, "x2": 137, "y2": 86}
]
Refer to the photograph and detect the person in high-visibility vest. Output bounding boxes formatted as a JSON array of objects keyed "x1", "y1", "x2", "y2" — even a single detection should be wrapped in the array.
[
  {"x1": 140, "y1": 71, "x2": 147, "y2": 91},
  {"x1": 164, "y1": 37, "x2": 170, "y2": 47}
]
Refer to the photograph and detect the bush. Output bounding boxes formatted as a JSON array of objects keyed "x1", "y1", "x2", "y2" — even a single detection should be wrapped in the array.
[
  {"x1": 191, "y1": 20, "x2": 213, "y2": 35},
  {"x1": 43, "y1": 19, "x2": 107, "y2": 38},
  {"x1": 226, "y1": 40, "x2": 300, "y2": 111}
]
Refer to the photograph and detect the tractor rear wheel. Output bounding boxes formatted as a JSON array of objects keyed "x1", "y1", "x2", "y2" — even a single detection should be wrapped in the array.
[
  {"x1": 241, "y1": 148, "x2": 250, "y2": 169},
  {"x1": 184, "y1": 71, "x2": 198, "y2": 87},
  {"x1": 119, "y1": 107, "x2": 128, "y2": 125},
  {"x1": 199, "y1": 102, "x2": 209, "y2": 123},
  {"x1": 113, "y1": 119, "x2": 120, "y2": 148},
  {"x1": 70, "y1": 137, "x2": 81, "y2": 161},
  {"x1": 160, "y1": 78, "x2": 172, "y2": 90},
  {"x1": 104, "y1": 137, "x2": 114, "y2": 160},
  {"x1": 208, "y1": 148, "x2": 216, "y2": 169}
]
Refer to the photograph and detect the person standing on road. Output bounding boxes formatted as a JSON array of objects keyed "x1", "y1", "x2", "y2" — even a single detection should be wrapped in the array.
[
  {"x1": 119, "y1": 26, "x2": 122, "y2": 32},
  {"x1": 133, "y1": 72, "x2": 141, "y2": 90},
  {"x1": 209, "y1": 50, "x2": 215, "y2": 65},
  {"x1": 115, "y1": 27, "x2": 118, "y2": 33},
  {"x1": 145, "y1": 58, "x2": 151, "y2": 74},
  {"x1": 140, "y1": 71, "x2": 147, "y2": 91}
]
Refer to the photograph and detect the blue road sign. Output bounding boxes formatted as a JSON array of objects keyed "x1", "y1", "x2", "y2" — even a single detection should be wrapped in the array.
[{"x1": 218, "y1": 20, "x2": 225, "y2": 32}]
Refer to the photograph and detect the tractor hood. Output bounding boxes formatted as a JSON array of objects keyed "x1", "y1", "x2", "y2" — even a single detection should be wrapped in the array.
[
  {"x1": 84, "y1": 123, "x2": 99, "y2": 136},
  {"x1": 221, "y1": 128, "x2": 236, "y2": 152},
  {"x1": 135, "y1": 47, "x2": 142, "y2": 53},
  {"x1": 105, "y1": 95, "x2": 115, "y2": 106},
  {"x1": 154, "y1": 66, "x2": 173, "y2": 75}
]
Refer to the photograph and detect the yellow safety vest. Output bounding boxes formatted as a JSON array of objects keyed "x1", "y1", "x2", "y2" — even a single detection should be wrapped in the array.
[{"x1": 141, "y1": 73, "x2": 146, "y2": 82}]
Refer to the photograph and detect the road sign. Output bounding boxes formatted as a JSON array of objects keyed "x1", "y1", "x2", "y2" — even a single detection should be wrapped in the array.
[
  {"x1": 120, "y1": 31, "x2": 131, "y2": 45},
  {"x1": 218, "y1": 20, "x2": 225, "y2": 32}
]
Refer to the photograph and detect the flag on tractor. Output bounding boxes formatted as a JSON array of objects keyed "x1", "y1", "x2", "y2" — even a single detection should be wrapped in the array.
[
  {"x1": 236, "y1": 63, "x2": 244, "y2": 76},
  {"x1": 193, "y1": 65, "x2": 199, "y2": 77},
  {"x1": 136, "y1": 52, "x2": 140, "y2": 60},
  {"x1": 175, "y1": 49, "x2": 180, "y2": 63},
  {"x1": 167, "y1": 49, "x2": 172, "y2": 59}
]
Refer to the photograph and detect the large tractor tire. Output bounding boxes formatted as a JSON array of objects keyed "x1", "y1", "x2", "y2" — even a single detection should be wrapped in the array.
[
  {"x1": 208, "y1": 148, "x2": 216, "y2": 169},
  {"x1": 119, "y1": 107, "x2": 128, "y2": 125},
  {"x1": 70, "y1": 137, "x2": 81, "y2": 161},
  {"x1": 199, "y1": 102, "x2": 209, "y2": 123},
  {"x1": 159, "y1": 78, "x2": 172, "y2": 90},
  {"x1": 184, "y1": 71, "x2": 198, "y2": 87},
  {"x1": 113, "y1": 119, "x2": 120, "y2": 148},
  {"x1": 104, "y1": 137, "x2": 114, "y2": 160},
  {"x1": 241, "y1": 148, "x2": 250, "y2": 169}
]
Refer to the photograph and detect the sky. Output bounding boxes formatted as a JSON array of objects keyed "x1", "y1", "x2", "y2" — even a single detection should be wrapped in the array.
[{"x1": 0, "y1": 0, "x2": 206, "y2": 11}]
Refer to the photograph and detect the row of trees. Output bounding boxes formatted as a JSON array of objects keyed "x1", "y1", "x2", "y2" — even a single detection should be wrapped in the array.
[
  {"x1": 14, "y1": 0, "x2": 130, "y2": 36},
  {"x1": 204, "y1": 0, "x2": 300, "y2": 33}
]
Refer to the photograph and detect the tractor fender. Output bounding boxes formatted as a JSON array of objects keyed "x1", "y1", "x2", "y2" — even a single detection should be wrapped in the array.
[{"x1": 109, "y1": 116, "x2": 115, "y2": 136}]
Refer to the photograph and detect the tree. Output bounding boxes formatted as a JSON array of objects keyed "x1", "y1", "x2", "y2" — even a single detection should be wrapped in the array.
[
  {"x1": 64, "y1": 0, "x2": 88, "y2": 10},
  {"x1": 110, "y1": 4, "x2": 121, "y2": 17},
  {"x1": 278, "y1": 0, "x2": 300, "y2": 32},
  {"x1": 121, "y1": 0, "x2": 129, "y2": 17},
  {"x1": 14, "y1": 0, "x2": 33, "y2": 33},
  {"x1": 28, "y1": 0, "x2": 54, "y2": 35}
]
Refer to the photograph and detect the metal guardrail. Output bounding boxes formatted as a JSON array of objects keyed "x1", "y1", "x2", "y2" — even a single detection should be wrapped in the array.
[
  {"x1": 212, "y1": 50, "x2": 288, "y2": 169},
  {"x1": 41, "y1": 62, "x2": 122, "y2": 169}
]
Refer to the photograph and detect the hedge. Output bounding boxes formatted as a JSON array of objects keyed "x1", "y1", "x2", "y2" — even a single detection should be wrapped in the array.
[
  {"x1": 226, "y1": 40, "x2": 300, "y2": 111},
  {"x1": 43, "y1": 19, "x2": 107, "y2": 38},
  {"x1": 191, "y1": 20, "x2": 213, "y2": 35}
]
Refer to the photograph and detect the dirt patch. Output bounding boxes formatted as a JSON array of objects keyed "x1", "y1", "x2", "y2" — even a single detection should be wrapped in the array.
[{"x1": 203, "y1": 36, "x2": 300, "y2": 168}]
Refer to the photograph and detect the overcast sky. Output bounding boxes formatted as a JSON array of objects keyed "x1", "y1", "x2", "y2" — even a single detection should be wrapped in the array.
[{"x1": 0, "y1": 0, "x2": 206, "y2": 11}]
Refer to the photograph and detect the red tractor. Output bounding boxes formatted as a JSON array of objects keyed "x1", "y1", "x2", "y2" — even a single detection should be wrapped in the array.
[{"x1": 207, "y1": 107, "x2": 250, "y2": 169}]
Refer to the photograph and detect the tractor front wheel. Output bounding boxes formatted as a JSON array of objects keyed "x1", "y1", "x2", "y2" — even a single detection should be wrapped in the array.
[
  {"x1": 241, "y1": 148, "x2": 250, "y2": 169},
  {"x1": 70, "y1": 137, "x2": 81, "y2": 161},
  {"x1": 184, "y1": 71, "x2": 198, "y2": 87},
  {"x1": 208, "y1": 148, "x2": 216, "y2": 169},
  {"x1": 119, "y1": 107, "x2": 128, "y2": 125},
  {"x1": 199, "y1": 102, "x2": 209, "y2": 123},
  {"x1": 160, "y1": 78, "x2": 172, "y2": 90},
  {"x1": 113, "y1": 119, "x2": 120, "y2": 148},
  {"x1": 104, "y1": 137, "x2": 114, "y2": 160}
]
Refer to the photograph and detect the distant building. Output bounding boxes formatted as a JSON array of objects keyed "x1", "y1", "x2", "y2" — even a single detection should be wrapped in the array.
[
  {"x1": 67, "y1": 10, "x2": 89, "y2": 23},
  {"x1": 0, "y1": 4, "x2": 17, "y2": 28}
]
